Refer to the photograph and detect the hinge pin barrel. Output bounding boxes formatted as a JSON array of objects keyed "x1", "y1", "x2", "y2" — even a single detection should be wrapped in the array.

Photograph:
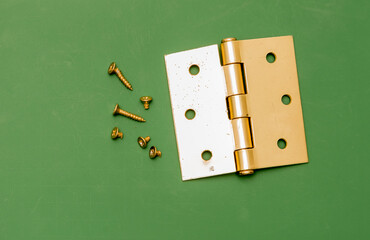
[{"x1": 221, "y1": 37, "x2": 255, "y2": 175}]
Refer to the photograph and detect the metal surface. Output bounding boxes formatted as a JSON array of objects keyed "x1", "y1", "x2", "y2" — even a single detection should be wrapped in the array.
[
  {"x1": 108, "y1": 62, "x2": 133, "y2": 91},
  {"x1": 231, "y1": 118, "x2": 253, "y2": 150},
  {"x1": 138, "y1": 136, "x2": 151, "y2": 148},
  {"x1": 223, "y1": 36, "x2": 308, "y2": 170},
  {"x1": 220, "y1": 38, "x2": 240, "y2": 65},
  {"x1": 223, "y1": 64, "x2": 245, "y2": 95},
  {"x1": 165, "y1": 36, "x2": 308, "y2": 180},
  {"x1": 235, "y1": 148, "x2": 255, "y2": 173},
  {"x1": 165, "y1": 45, "x2": 236, "y2": 181},
  {"x1": 111, "y1": 127, "x2": 123, "y2": 139},
  {"x1": 221, "y1": 37, "x2": 254, "y2": 175},
  {"x1": 227, "y1": 94, "x2": 249, "y2": 119},
  {"x1": 140, "y1": 96, "x2": 152, "y2": 110},
  {"x1": 113, "y1": 104, "x2": 146, "y2": 122},
  {"x1": 149, "y1": 146, "x2": 162, "y2": 159}
]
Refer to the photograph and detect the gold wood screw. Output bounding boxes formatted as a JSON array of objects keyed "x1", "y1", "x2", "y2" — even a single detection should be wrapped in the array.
[
  {"x1": 140, "y1": 96, "x2": 153, "y2": 110},
  {"x1": 111, "y1": 127, "x2": 123, "y2": 139},
  {"x1": 149, "y1": 146, "x2": 162, "y2": 159},
  {"x1": 137, "y1": 136, "x2": 151, "y2": 148},
  {"x1": 108, "y1": 62, "x2": 133, "y2": 91},
  {"x1": 113, "y1": 104, "x2": 146, "y2": 122}
]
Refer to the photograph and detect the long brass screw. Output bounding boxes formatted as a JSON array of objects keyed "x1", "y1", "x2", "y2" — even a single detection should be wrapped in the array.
[
  {"x1": 113, "y1": 104, "x2": 146, "y2": 122},
  {"x1": 140, "y1": 96, "x2": 153, "y2": 110},
  {"x1": 108, "y1": 62, "x2": 133, "y2": 91},
  {"x1": 138, "y1": 136, "x2": 151, "y2": 148},
  {"x1": 149, "y1": 146, "x2": 162, "y2": 159},
  {"x1": 111, "y1": 127, "x2": 123, "y2": 139}
]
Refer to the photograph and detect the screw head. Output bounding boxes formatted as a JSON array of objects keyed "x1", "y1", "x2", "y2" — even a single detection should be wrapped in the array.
[
  {"x1": 113, "y1": 104, "x2": 119, "y2": 115},
  {"x1": 108, "y1": 62, "x2": 116, "y2": 74},
  {"x1": 149, "y1": 146, "x2": 161, "y2": 159},
  {"x1": 140, "y1": 96, "x2": 152, "y2": 103},
  {"x1": 140, "y1": 96, "x2": 153, "y2": 109},
  {"x1": 111, "y1": 127, "x2": 123, "y2": 139},
  {"x1": 138, "y1": 137, "x2": 147, "y2": 148}
]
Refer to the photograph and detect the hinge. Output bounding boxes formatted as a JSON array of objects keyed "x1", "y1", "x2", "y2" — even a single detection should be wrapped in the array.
[{"x1": 165, "y1": 36, "x2": 308, "y2": 181}]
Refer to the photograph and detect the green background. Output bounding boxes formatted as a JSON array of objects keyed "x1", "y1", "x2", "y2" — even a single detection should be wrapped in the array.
[{"x1": 1, "y1": 0, "x2": 369, "y2": 239}]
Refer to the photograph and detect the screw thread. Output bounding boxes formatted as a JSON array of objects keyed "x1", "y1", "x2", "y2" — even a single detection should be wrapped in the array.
[
  {"x1": 144, "y1": 102, "x2": 149, "y2": 109},
  {"x1": 114, "y1": 68, "x2": 133, "y2": 91},
  {"x1": 117, "y1": 132, "x2": 123, "y2": 139},
  {"x1": 117, "y1": 108, "x2": 146, "y2": 122},
  {"x1": 157, "y1": 150, "x2": 162, "y2": 157},
  {"x1": 144, "y1": 136, "x2": 151, "y2": 142}
]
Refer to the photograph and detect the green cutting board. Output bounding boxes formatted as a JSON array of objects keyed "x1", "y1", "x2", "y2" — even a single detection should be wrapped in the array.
[{"x1": 0, "y1": 0, "x2": 369, "y2": 239}]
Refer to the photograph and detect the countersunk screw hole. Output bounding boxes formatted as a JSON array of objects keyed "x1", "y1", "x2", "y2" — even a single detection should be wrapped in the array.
[
  {"x1": 185, "y1": 109, "x2": 196, "y2": 120},
  {"x1": 282, "y1": 95, "x2": 291, "y2": 105},
  {"x1": 266, "y1": 52, "x2": 276, "y2": 63},
  {"x1": 189, "y1": 64, "x2": 200, "y2": 75},
  {"x1": 277, "y1": 139, "x2": 287, "y2": 149},
  {"x1": 202, "y1": 150, "x2": 212, "y2": 161}
]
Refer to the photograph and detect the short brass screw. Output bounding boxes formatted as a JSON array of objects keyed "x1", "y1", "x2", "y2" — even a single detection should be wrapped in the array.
[
  {"x1": 140, "y1": 96, "x2": 152, "y2": 110},
  {"x1": 149, "y1": 146, "x2": 161, "y2": 159},
  {"x1": 108, "y1": 62, "x2": 133, "y2": 91},
  {"x1": 111, "y1": 127, "x2": 123, "y2": 139},
  {"x1": 138, "y1": 136, "x2": 151, "y2": 148},
  {"x1": 113, "y1": 104, "x2": 146, "y2": 122}
]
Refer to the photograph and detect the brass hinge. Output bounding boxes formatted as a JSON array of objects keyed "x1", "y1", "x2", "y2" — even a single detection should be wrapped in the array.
[{"x1": 165, "y1": 36, "x2": 308, "y2": 181}]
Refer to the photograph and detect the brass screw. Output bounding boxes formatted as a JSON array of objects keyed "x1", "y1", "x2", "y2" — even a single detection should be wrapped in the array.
[
  {"x1": 140, "y1": 96, "x2": 152, "y2": 110},
  {"x1": 149, "y1": 146, "x2": 162, "y2": 159},
  {"x1": 113, "y1": 104, "x2": 146, "y2": 122},
  {"x1": 108, "y1": 62, "x2": 133, "y2": 91},
  {"x1": 238, "y1": 170, "x2": 254, "y2": 175},
  {"x1": 138, "y1": 136, "x2": 151, "y2": 148},
  {"x1": 111, "y1": 127, "x2": 123, "y2": 139}
]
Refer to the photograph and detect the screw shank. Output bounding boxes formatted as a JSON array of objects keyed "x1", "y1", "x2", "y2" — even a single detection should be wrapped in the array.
[
  {"x1": 114, "y1": 68, "x2": 133, "y2": 91},
  {"x1": 117, "y1": 108, "x2": 146, "y2": 122}
]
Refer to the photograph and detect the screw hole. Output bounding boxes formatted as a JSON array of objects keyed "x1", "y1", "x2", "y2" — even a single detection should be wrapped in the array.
[
  {"x1": 281, "y1": 95, "x2": 291, "y2": 105},
  {"x1": 185, "y1": 109, "x2": 196, "y2": 120},
  {"x1": 266, "y1": 52, "x2": 276, "y2": 63},
  {"x1": 189, "y1": 64, "x2": 200, "y2": 75},
  {"x1": 202, "y1": 150, "x2": 212, "y2": 161},
  {"x1": 277, "y1": 139, "x2": 287, "y2": 149}
]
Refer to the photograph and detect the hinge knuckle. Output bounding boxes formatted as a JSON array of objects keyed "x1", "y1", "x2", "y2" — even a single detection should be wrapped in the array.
[
  {"x1": 231, "y1": 118, "x2": 253, "y2": 149},
  {"x1": 221, "y1": 39, "x2": 241, "y2": 65},
  {"x1": 222, "y1": 38, "x2": 255, "y2": 175},
  {"x1": 235, "y1": 149, "x2": 255, "y2": 174},
  {"x1": 227, "y1": 95, "x2": 249, "y2": 119},
  {"x1": 223, "y1": 64, "x2": 245, "y2": 95}
]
